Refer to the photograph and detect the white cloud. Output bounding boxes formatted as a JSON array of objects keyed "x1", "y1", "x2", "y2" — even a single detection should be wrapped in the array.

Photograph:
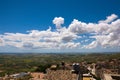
[
  {"x1": 68, "y1": 14, "x2": 120, "y2": 49},
  {"x1": 0, "y1": 26, "x2": 80, "y2": 49},
  {"x1": 53, "y1": 17, "x2": 64, "y2": 29},
  {"x1": 68, "y1": 19, "x2": 87, "y2": 34},
  {"x1": 0, "y1": 14, "x2": 120, "y2": 51},
  {"x1": 58, "y1": 27, "x2": 80, "y2": 42},
  {"x1": 93, "y1": 32, "x2": 120, "y2": 48},
  {"x1": 99, "y1": 14, "x2": 118, "y2": 23}
]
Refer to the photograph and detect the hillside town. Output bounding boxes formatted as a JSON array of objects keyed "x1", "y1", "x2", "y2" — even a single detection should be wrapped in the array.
[{"x1": 0, "y1": 58, "x2": 120, "y2": 80}]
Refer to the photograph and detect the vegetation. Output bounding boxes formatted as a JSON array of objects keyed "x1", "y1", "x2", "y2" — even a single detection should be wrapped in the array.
[{"x1": 0, "y1": 53, "x2": 120, "y2": 77}]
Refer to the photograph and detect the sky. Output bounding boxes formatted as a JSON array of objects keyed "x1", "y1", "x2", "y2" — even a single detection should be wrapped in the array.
[{"x1": 0, "y1": 0, "x2": 120, "y2": 53}]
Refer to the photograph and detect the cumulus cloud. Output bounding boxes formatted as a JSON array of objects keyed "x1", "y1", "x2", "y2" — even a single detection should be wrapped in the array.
[
  {"x1": 0, "y1": 14, "x2": 120, "y2": 51},
  {"x1": 67, "y1": 14, "x2": 120, "y2": 49},
  {"x1": 53, "y1": 17, "x2": 64, "y2": 29},
  {"x1": 0, "y1": 26, "x2": 80, "y2": 49},
  {"x1": 68, "y1": 19, "x2": 87, "y2": 34},
  {"x1": 99, "y1": 14, "x2": 118, "y2": 23}
]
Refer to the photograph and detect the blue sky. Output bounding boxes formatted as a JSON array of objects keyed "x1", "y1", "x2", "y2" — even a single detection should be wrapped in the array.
[{"x1": 0, "y1": 0, "x2": 120, "y2": 53}]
